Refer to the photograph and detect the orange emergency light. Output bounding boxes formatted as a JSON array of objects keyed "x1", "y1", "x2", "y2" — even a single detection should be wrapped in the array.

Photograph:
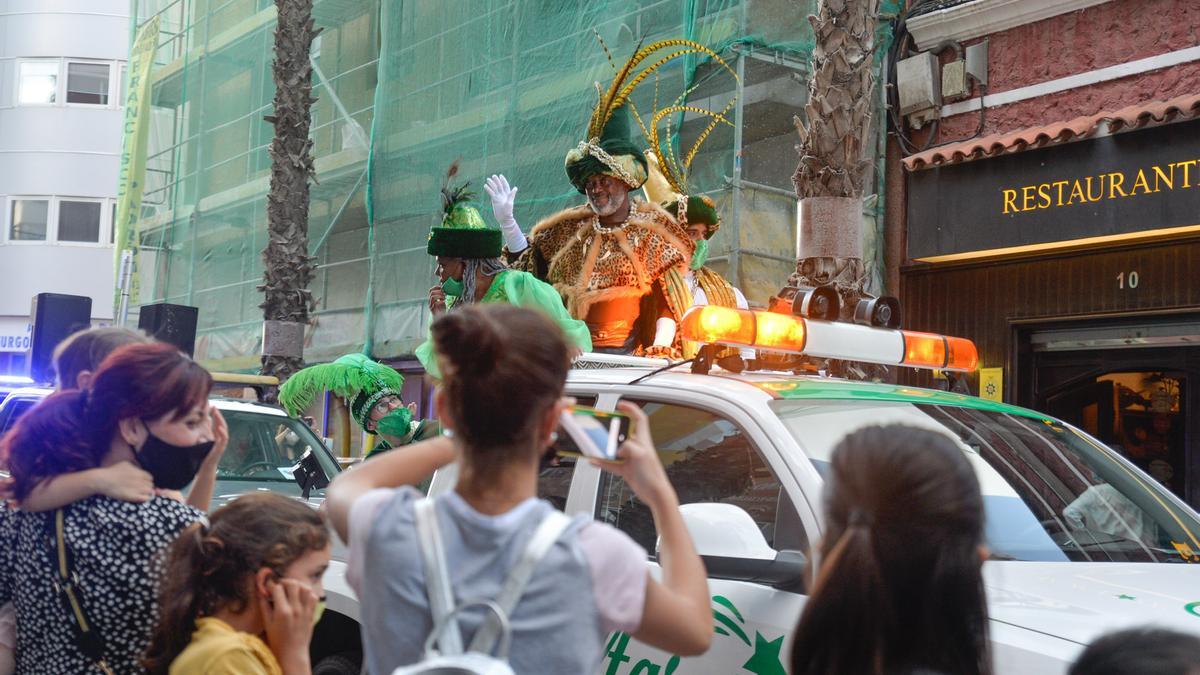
[{"x1": 679, "y1": 305, "x2": 979, "y2": 373}]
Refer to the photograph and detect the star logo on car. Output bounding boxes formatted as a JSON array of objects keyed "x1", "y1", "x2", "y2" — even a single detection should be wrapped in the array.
[{"x1": 742, "y1": 632, "x2": 786, "y2": 675}]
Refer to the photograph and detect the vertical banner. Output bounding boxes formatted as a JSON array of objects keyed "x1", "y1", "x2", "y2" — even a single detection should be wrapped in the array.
[
  {"x1": 980, "y1": 367, "x2": 1004, "y2": 402},
  {"x1": 113, "y1": 15, "x2": 161, "y2": 314}
]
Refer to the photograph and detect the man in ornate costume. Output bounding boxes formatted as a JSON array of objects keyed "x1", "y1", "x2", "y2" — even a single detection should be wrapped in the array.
[
  {"x1": 417, "y1": 166, "x2": 591, "y2": 375},
  {"x1": 487, "y1": 41, "x2": 724, "y2": 354},
  {"x1": 279, "y1": 353, "x2": 438, "y2": 460}
]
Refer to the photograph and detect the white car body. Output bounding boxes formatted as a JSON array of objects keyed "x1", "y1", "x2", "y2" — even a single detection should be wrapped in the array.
[
  {"x1": 293, "y1": 354, "x2": 1199, "y2": 674},
  {"x1": 420, "y1": 364, "x2": 1200, "y2": 674}
]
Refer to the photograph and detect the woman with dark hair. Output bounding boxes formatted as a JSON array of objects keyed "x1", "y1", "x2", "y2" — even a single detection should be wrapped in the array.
[
  {"x1": 0, "y1": 342, "x2": 224, "y2": 673},
  {"x1": 790, "y1": 425, "x2": 992, "y2": 675},
  {"x1": 143, "y1": 492, "x2": 330, "y2": 674},
  {"x1": 326, "y1": 304, "x2": 711, "y2": 674}
]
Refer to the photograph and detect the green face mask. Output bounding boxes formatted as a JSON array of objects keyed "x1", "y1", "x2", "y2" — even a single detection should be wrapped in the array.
[
  {"x1": 441, "y1": 275, "x2": 464, "y2": 297},
  {"x1": 375, "y1": 406, "x2": 414, "y2": 439},
  {"x1": 313, "y1": 599, "x2": 326, "y2": 626},
  {"x1": 689, "y1": 238, "x2": 709, "y2": 270}
]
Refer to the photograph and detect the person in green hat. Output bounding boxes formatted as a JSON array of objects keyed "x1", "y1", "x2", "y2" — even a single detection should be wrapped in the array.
[
  {"x1": 278, "y1": 353, "x2": 439, "y2": 460},
  {"x1": 491, "y1": 41, "x2": 710, "y2": 355},
  {"x1": 417, "y1": 165, "x2": 592, "y2": 376},
  {"x1": 641, "y1": 144, "x2": 755, "y2": 367}
]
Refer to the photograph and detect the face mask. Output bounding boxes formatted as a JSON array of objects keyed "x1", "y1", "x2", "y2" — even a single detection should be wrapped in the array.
[
  {"x1": 313, "y1": 598, "x2": 326, "y2": 626},
  {"x1": 441, "y1": 276, "x2": 464, "y2": 297},
  {"x1": 375, "y1": 406, "x2": 414, "y2": 439},
  {"x1": 690, "y1": 238, "x2": 709, "y2": 270},
  {"x1": 134, "y1": 425, "x2": 214, "y2": 490}
]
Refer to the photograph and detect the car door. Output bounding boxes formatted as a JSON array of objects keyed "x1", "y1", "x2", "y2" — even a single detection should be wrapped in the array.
[{"x1": 595, "y1": 396, "x2": 808, "y2": 675}]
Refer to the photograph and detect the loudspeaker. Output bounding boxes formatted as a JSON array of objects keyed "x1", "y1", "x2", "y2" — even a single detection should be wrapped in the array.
[
  {"x1": 29, "y1": 293, "x2": 93, "y2": 384},
  {"x1": 138, "y1": 303, "x2": 198, "y2": 357}
]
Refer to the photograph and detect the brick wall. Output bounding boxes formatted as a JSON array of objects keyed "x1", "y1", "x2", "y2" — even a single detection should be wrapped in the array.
[{"x1": 921, "y1": 0, "x2": 1200, "y2": 142}]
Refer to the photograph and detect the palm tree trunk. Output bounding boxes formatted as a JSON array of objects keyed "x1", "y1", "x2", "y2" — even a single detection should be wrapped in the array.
[
  {"x1": 773, "y1": 0, "x2": 882, "y2": 379},
  {"x1": 259, "y1": 0, "x2": 319, "y2": 399},
  {"x1": 778, "y1": 0, "x2": 878, "y2": 319}
]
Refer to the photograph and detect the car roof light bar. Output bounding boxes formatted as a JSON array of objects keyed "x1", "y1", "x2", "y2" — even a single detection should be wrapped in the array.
[{"x1": 679, "y1": 306, "x2": 979, "y2": 373}]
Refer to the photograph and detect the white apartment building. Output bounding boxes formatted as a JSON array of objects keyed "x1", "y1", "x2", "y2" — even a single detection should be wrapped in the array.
[{"x1": 0, "y1": 0, "x2": 128, "y2": 376}]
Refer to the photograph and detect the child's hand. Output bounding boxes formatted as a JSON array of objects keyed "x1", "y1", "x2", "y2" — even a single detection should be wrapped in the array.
[
  {"x1": 261, "y1": 578, "x2": 316, "y2": 673},
  {"x1": 95, "y1": 462, "x2": 155, "y2": 503}
]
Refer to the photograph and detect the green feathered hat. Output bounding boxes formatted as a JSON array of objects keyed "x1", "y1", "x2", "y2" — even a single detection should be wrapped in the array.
[
  {"x1": 279, "y1": 353, "x2": 405, "y2": 431},
  {"x1": 565, "y1": 37, "x2": 737, "y2": 195},
  {"x1": 663, "y1": 195, "x2": 721, "y2": 237},
  {"x1": 565, "y1": 104, "x2": 648, "y2": 194},
  {"x1": 427, "y1": 162, "x2": 503, "y2": 259}
]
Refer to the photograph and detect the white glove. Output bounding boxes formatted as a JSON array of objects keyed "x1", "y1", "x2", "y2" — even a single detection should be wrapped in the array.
[
  {"x1": 485, "y1": 174, "x2": 527, "y2": 252},
  {"x1": 652, "y1": 317, "x2": 677, "y2": 348}
]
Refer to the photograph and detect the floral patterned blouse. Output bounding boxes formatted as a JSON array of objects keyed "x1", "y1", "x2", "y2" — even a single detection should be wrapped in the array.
[{"x1": 0, "y1": 495, "x2": 202, "y2": 673}]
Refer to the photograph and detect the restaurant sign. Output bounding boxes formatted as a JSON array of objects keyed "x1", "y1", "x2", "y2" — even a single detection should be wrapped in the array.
[{"x1": 907, "y1": 118, "x2": 1200, "y2": 261}]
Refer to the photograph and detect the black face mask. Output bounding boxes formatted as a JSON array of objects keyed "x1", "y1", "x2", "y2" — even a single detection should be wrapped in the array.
[{"x1": 134, "y1": 424, "x2": 215, "y2": 490}]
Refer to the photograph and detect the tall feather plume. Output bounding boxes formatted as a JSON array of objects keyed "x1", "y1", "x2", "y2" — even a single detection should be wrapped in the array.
[
  {"x1": 641, "y1": 45, "x2": 738, "y2": 196},
  {"x1": 589, "y1": 34, "x2": 649, "y2": 139},
  {"x1": 440, "y1": 160, "x2": 475, "y2": 216}
]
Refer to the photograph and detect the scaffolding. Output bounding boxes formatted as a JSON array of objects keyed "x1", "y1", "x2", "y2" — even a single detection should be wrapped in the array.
[{"x1": 126, "y1": 0, "x2": 892, "y2": 371}]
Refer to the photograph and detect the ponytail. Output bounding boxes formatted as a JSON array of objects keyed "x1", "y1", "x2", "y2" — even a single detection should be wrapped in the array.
[
  {"x1": 790, "y1": 425, "x2": 990, "y2": 675},
  {"x1": 142, "y1": 522, "x2": 211, "y2": 674},
  {"x1": 1, "y1": 390, "x2": 99, "y2": 502},
  {"x1": 790, "y1": 520, "x2": 894, "y2": 675}
]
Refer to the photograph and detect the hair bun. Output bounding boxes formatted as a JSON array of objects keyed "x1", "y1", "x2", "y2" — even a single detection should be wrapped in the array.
[{"x1": 432, "y1": 308, "x2": 504, "y2": 378}]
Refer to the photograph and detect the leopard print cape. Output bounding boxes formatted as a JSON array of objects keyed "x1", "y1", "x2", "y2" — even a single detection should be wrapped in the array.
[{"x1": 509, "y1": 200, "x2": 695, "y2": 319}]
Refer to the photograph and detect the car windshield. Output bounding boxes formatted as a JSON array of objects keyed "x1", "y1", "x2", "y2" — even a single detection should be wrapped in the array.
[
  {"x1": 771, "y1": 399, "x2": 1200, "y2": 564},
  {"x1": 217, "y1": 409, "x2": 339, "y2": 483}
]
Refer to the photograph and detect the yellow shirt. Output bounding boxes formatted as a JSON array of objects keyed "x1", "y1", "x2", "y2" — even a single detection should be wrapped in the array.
[{"x1": 169, "y1": 617, "x2": 283, "y2": 675}]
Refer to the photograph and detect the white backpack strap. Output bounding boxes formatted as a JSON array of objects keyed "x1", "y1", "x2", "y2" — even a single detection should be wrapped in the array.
[
  {"x1": 468, "y1": 510, "x2": 572, "y2": 653},
  {"x1": 414, "y1": 497, "x2": 464, "y2": 655}
]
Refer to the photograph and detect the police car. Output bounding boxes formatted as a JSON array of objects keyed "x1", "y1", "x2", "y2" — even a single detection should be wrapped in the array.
[{"x1": 319, "y1": 301, "x2": 1200, "y2": 675}]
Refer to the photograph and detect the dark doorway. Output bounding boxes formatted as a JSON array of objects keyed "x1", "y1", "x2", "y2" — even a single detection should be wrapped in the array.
[{"x1": 1020, "y1": 327, "x2": 1200, "y2": 511}]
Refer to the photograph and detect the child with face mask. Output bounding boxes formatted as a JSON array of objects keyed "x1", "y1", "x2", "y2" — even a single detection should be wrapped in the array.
[{"x1": 142, "y1": 492, "x2": 331, "y2": 675}]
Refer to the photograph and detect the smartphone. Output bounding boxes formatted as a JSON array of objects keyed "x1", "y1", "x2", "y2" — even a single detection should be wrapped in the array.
[{"x1": 555, "y1": 406, "x2": 631, "y2": 461}]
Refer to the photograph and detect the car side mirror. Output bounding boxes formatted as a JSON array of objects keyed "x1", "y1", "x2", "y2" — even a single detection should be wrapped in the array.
[
  {"x1": 292, "y1": 449, "x2": 330, "y2": 500},
  {"x1": 659, "y1": 503, "x2": 806, "y2": 592}
]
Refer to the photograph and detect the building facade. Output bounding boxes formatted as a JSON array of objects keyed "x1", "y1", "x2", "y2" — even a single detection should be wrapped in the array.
[
  {"x1": 889, "y1": 0, "x2": 1200, "y2": 508},
  {"x1": 0, "y1": 0, "x2": 130, "y2": 376},
  {"x1": 123, "y1": 0, "x2": 895, "y2": 373}
]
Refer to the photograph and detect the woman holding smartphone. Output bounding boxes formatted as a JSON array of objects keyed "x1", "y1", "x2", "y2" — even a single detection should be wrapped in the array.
[{"x1": 325, "y1": 304, "x2": 712, "y2": 674}]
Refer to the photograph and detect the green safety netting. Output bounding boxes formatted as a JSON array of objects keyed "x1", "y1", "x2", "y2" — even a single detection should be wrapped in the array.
[{"x1": 126, "y1": 0, "x2": 894, "y2": 371}]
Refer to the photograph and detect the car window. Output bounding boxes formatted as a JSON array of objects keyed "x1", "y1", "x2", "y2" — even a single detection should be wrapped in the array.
[
  {"x1": 0, "y1": 398, "x2": 38, "y2": 437},
  {"x1": 596, "y1": 399, "x2": 804, "y2": 556},
  {"x1": 772, "y1": 399, "x2": 1200, "y2": 564},
  {"x1": 218, "y1": 410, "x2": 338, "y2": 482},
  {"x1": 538, "y1": 396, "x2": 593, "y2": 512}
]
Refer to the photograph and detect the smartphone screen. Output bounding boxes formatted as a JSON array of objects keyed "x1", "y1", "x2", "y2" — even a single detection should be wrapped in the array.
[{"x1": 555, "y1": 406, "x2": 631, "y2": 461}]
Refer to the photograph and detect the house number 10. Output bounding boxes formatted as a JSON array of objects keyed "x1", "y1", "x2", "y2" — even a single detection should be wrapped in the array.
[{"x1": 1117, "y1": 271, "x2": 1140, "y2": 289}]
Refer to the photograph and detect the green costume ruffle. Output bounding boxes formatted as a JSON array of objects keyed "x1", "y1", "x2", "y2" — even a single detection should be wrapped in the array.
[{"x1": 416, "y1": 269, "x2": 592, "y2": 378}]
